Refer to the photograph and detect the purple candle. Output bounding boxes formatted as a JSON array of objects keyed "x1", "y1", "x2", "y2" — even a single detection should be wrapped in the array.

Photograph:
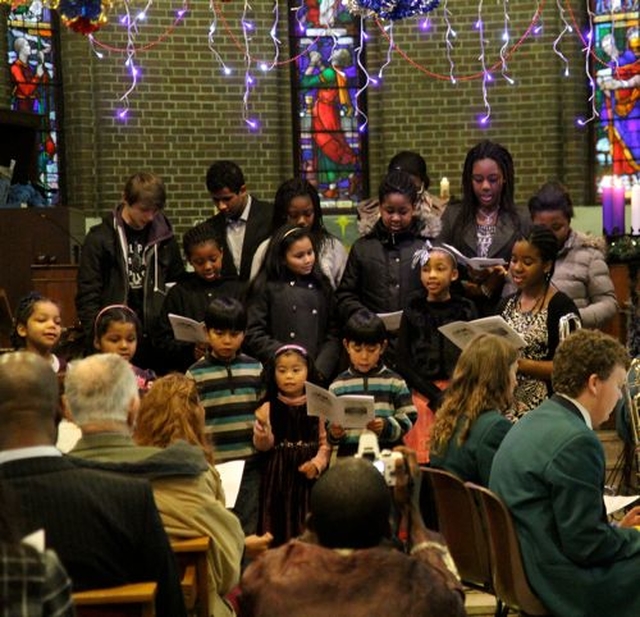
[
  {"x1": 612, "y1": 181, "x2": 626, "y2": 235},
  {"x1": 602, "y1": 177, "x2": 614, "y2": 236}
]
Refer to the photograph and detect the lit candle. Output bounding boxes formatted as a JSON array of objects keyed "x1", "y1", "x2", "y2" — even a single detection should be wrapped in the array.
[
  {"x1": 612, "y1": 177, "x2": 626, "y2": 236},
  {"x1": 632, "y1": 183, "x2": 640, "y2": 236},
  {"x1": 440, "y1": 177, "x2": 450, "y2": 200},
  {"x1": 601, "y1": 176, "x2": 614, "y2": 237}
]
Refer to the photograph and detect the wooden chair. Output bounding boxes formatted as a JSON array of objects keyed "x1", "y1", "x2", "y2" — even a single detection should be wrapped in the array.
[
  {"x1": 171, "y1": 536, "x2": 210, "y2": 617},
  {"x1": 0, "y1": 287, "x2": 13, "y2": 350},
  {"x1": 73, "y1": 581, "x2": 157, "y2": 617},
  {"x1": 421, "y1": 467, "x2": 500, "y2": 615},
  {"x1": 466, "y1": 483, "x2": 551, "y2": 617}
]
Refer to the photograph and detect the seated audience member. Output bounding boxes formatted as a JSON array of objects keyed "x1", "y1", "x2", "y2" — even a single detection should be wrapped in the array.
[
  {"x1": 429, "y1": 333, "x2": 516, "y2": 486},
  {"x1": 490, "y1": 329, "x2": 640, "y2": 617},
  {"x1": 0, "y1": 485, "x2": 73, "y2": 617},
  {"x1": 328, "y1": 309, "x2": 416, "y2": 457},
  {"x1": 528, "y1": 180, "x2": 617, "y2": 329},
  {"x1": 240, "y1": 448, "x2": 466, "y2": 617},
  {"x1": 133, "y1": 373, "x2": 272, "y2": 561},
  {"x1": 250, "y1": 178, "x2": 348, "y2": 288},
  {"x1": 204, "y1": 160, "x2": 274, "y2": 283},
  {"x1": 65, "y1": 354, "x2": 244, "y2": 617},
  {"x1": 0, "y1": 352, "x2": 186, "y2": 617}
]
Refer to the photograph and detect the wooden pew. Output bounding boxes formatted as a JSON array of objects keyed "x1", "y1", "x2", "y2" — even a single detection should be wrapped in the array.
[
  {"x1": 171, "y1": 536, "x2": 211, "y2": 617},
  {"x1": 73, "y1": 581, "x2": 157, "y2": 617}
]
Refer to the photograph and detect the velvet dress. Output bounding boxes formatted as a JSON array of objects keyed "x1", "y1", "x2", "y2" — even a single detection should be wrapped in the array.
[{"x1": 256, "y1": 397, "x2": 329, "y2": 547}]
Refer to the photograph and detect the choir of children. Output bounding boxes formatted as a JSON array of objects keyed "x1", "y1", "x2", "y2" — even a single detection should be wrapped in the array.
[{"x1": 11, "y1": 143, "x2": 589, "y2": 555}]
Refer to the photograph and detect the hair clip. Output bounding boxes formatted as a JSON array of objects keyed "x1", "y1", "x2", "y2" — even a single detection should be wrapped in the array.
[{"x1": 411, "y1": 241, "x2": 456, "y2": 269}]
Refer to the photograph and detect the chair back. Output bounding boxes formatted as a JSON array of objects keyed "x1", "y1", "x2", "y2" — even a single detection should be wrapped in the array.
[
  {"x1": 466, "y1": 483, "x2": 550, "y2": 616},
  {"x1": 171, "y1": 536, "x2": 210, "y2": 617},
  {"x1": 0, "y1": 288, "x2": 12, "y2": 349},
  {"x1": 421, "y1": 467, "x2": 492, "y2": 592},
  {"x1": 73, "y1": 581, "x2": 156, "y2": 617}
]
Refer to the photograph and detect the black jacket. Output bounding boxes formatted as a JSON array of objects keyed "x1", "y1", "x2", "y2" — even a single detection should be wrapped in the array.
[
  {"x1": 154, "y1": 273, "x2": 244, "y2": 372},
  {"x1": 397, "y1": 295, "x2": 478, "y2": 401},
  {"x1": 336, "y1": 219, "x2": 425, "y2": 321},
  {"x1": 204, "y1": 197, "x2": 274, "y2": 282},
  {"x1": 75, "y1": 206, "x2": 185, "y2": 340},
  {"x1": 245, "y1": 273, "x2": 341, "y2": 382}
]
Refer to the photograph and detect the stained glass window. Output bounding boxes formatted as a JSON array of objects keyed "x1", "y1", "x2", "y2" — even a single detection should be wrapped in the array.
[
  {"x1": 591, "y1": 2, "x2": 640, "y2": 197},
  {"x1": 290, "y1": 0, "x2": 368, "y2": 209},
  {"x1": 7, "y1": 3, "x2": 61, "y2": 205}
]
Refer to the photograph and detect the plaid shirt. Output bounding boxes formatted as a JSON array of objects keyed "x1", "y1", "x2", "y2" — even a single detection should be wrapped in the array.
[{"x1": 0, "y1": 543, "x2": 73, "y2": 617}]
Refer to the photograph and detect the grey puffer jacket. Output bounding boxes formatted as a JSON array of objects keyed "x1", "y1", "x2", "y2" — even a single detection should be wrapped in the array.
[{"x1": 551, "y1": 230, "x2": 617, "y2": 329}]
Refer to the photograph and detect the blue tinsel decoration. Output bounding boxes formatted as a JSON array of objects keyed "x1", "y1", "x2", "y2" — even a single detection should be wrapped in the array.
[
  {"x1": 346, "y1": 0, "x2": 440, "y2": 21},
  {"x1": 58, "y1": 0, "x2": 103, "y2": 21}
]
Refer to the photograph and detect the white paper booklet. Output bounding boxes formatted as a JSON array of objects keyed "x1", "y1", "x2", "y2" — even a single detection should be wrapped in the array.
[
  {"x1": 377, "y1": 310, "x2": 403, "y2": 332},
  {"x1": 305, "y1": 381, "x2": 375, "y2": 429},
  {"x1": 438, "y1": 315, "x2": 526, "y2": 350},
  {"x1": 168, "y1": 313, "x2": 208, "y2": 344},
  {"x1": 442, "y1": 243, "x2": 506, "y2": 270},
  {"x1": 215, "y1": 459, "x2": 245, "y2": 509},
  {"x1": 604, "y1": 494, "x2": 640, "y2": 516}
]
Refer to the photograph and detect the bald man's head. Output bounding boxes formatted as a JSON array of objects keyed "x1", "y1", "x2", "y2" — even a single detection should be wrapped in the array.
[
  {"x1": 308, "y1": 457, "x2": 392, "y2": 549},
  {"x1": 0, "y1": 352, "x2": 59, "y2": 448}
]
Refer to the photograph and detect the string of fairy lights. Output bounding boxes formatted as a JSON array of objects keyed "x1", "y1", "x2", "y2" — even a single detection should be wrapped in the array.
[{"x1": 5, "y1": 0, "x2": 627, "y2": 129}]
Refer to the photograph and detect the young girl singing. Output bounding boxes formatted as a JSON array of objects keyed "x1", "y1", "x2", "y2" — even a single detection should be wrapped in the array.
[
  {"x1": 497, "y1": 225, "x2": 581, "y2": 418},
  {"x1": 245, "y1": 224, "x2": 340, "y2": 383},
  {"x1": 93, "y1": 304, "x2": 155, "y2": 393},
  {"x1": 253, "y1": 344, "x2": 330, "y2": 547},
  {"x1": 11, "y1": 292, "x2": 63, "y2": 373}
]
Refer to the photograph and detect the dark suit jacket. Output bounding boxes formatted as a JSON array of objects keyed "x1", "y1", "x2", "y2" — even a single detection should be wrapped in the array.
[
  {"x1": 490, "y1": 395, "x2": 640, "y2": 617},
  {"x1": 205, "y1": 196, "x2": 274, "y2": 281},
  {"x1": 0, "y1": 456, "x2": 186, "y2": 617}
]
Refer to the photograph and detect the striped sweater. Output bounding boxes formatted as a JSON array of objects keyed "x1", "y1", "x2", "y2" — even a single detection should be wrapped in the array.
[
  {"x1": 187, "y1": 352, "x2": 264, "y2": 462},
  {"x1": 328, "y1": 364, "x2": 417, "y2": 456}
]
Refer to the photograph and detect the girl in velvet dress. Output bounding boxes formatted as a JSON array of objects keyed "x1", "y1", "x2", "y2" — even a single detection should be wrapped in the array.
[{"x1": 253, "y1": 344, "x2": 330, "y2": 547}]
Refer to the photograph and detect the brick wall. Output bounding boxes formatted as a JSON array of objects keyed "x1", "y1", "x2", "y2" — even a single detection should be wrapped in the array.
[{"x1": 0, "y1": 1, "x2": 592, "y2": 238}]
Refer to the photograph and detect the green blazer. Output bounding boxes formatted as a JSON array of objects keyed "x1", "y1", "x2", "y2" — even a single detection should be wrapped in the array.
[
  {"x1": 490, "y1": 395, "x2": 640, "y2": 617},
  {"x1": 430, "y1": 410, "x2": 511, "y2": 486}
]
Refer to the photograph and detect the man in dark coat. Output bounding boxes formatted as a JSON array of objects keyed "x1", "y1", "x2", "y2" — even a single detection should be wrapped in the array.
[
  {"x1": 0, "y1": 352, "x2": 186, "y2": 617},
  {"x1": 204, "y1": 160, "x2": 273, "y2": 283}
]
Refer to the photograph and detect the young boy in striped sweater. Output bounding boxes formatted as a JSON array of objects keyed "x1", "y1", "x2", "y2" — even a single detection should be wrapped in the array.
[
  {"x1": 187, "y1": 297, "x2": 264, "y2": 535},
  {"x1": 327, "y1": 308, "x2": 416, "y2": 456}
]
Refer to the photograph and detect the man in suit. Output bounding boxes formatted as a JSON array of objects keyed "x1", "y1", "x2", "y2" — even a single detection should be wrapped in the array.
[
  {"x1": 490, "y1": 329, "x2": 640, "y2": 617},
  {"x1": 0, "y1": 352, "x2": 186, "y2": 617},
  {"x1": 204, "y1": 160, "x2": 273, "y2": 282}
]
